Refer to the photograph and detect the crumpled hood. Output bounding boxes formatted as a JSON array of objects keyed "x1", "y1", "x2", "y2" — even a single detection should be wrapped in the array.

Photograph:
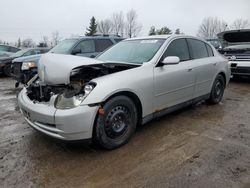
[
  {"x1": 38, "y1": 53, "x2": 104, "y2": 85},
  {"x1": 217, "y1": 29, "x2": 250, "y2": 47},
  {"x1": 13, "y1": 54, "x2": 41, "y2": 63}
]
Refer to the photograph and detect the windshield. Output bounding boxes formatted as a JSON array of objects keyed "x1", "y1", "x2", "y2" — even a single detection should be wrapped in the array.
[
  {"x1": 0, "y1": 45, "x2": 8, "y2": 51},
  {"x1": 49, "y1": 39, "x2": 77, "y2": 54},
  {"x1": 10, "y1": 49, "x2": 29, "y2": 57},
  {"x1": 97, "y1": 39, "x2": 165, "y2": 64}
]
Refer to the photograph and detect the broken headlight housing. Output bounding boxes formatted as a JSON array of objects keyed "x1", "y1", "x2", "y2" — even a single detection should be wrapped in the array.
[{"x1": 54, "y1": 84, "x2": 95, "y2": 109}]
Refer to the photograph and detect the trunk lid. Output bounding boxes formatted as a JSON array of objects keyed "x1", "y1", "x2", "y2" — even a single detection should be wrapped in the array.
[{"x1": 217, "y1": 29, "x2": 250, "y2": 47}]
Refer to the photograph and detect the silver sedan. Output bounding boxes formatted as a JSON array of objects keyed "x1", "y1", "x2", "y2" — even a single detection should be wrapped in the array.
[{"x1": 18, "y1": 35, "x2": 230, "y2": 149}]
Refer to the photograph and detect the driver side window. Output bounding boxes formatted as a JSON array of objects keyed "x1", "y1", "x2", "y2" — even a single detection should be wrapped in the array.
[
  {"x1": 162, "y1": 38, "x2": 190, "y2": 62},
  {"x1": 74, "y1": 40, "x2": 95, "y2": 54}
]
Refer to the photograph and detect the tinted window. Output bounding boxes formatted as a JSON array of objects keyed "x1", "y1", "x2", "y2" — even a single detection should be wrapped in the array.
[
  {"x1": 206, "y1": 44, "x2": 214, "y2": 57},
  {"x1": 95, "y1": 39, "x2": 113, "y2": 52},
  {"x1": 75, "y1": 40, "x2": 95, "y2": 53},
  {"x1": 163, "y1": 38, "x2": 190, "y2": 61},
  {"x1": 9, "y1": 47, "x2": 19, "y2": 53},
  {"x1": 187, "y1": 39, "x2": 208, "y2": 59}
]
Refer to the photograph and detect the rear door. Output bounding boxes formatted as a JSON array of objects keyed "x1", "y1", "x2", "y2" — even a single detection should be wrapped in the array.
[
  {"x1": 187, "y1": 39, "x2": 216, "y2": 98},
  {"x1": 153, "y1": 38, "x2": 196, "y2": 110}
]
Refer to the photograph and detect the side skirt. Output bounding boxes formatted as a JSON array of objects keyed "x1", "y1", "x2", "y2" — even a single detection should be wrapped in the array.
[{"x1": 142, "y1": 94, "x2": 210, "y2": 125}]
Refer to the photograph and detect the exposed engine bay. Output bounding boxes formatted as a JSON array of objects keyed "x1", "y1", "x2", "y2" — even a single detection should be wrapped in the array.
[{"x1": 26, "y1": 63, "x2": 139, "y2": 102}]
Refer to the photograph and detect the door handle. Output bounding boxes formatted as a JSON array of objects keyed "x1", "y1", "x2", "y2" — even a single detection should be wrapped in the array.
[{"x1": 188, "y1": 68, "x2": 193, "y2": 72}]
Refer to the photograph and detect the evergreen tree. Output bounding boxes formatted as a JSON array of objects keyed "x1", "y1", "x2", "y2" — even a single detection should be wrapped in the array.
[
  {"x1": 17, "y1": 38, "x2": 21, "y2": 47},
  {"x1": 175, "y1": 28, "x2": 180, "y2": 34},
  {"x1": 157, "y1": 27, "x2": 172, "y2": 35},
  {"x1": 85, "y1": 17, "x2": 97, "y2": 36},
  {"x1": 149, "y1": 26, "x2": 156, "y2": 35}
]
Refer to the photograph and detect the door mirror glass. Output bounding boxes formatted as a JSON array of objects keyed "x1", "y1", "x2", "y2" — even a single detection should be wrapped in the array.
[{"x1": 162, "y1": 56, "x2": 180, "y2": 65}]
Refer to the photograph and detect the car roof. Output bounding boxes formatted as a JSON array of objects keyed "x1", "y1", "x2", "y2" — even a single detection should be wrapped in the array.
[
  {"x1": 67, "y1": 35, "x2": 124, "y2": 40},
  {"x1": 124, "y1": 34, "x2": 206, "y2": 42}
]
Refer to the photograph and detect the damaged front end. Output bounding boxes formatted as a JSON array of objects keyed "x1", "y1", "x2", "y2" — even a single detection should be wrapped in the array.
[{"x1": 26, "y1": 62, "x2": 138, "y2": 109}]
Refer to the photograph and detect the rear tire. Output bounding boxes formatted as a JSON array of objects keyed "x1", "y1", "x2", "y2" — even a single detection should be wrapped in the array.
[
  {"x1": 94, "y1": 96, "x2": 137, "y2": 150},
  {"x1": 207, "y1": 74, "x2": 225, "y2": 104}
]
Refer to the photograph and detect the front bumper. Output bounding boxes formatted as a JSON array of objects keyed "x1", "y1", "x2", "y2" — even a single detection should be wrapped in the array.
[
  {"x1": 18, "y1": 88, "x2": 99, "y2": 140},
  {"x1": 229, "y1": 61, "x2": 250, "y2": 76}
]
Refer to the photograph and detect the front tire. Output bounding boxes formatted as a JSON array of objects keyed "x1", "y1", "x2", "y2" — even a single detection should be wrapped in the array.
[
  {"x1": 94, "y1": 96, "x2": 137, "y2": 150},
  {"x1": 207, "y1": 74, "x2": 225, "y2": 104}
]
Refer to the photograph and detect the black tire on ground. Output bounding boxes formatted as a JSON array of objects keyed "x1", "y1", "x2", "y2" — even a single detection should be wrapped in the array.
[
  {"x1": 94, "y1": 96, "x2": 137, "y2": 150},
  {"x1": 3, "y1": 64, "x2": 12, "y2": 77},
  {"x1": 207, "y1": 74, "x2": 225, "y2": 104}
]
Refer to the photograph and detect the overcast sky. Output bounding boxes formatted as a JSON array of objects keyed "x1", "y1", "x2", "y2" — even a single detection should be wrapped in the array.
[{"x1": 0, "y1": 0, "x2": 249, "y2": 43}]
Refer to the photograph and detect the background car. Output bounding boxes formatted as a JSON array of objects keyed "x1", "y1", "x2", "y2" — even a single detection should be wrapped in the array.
[
  {"x1": 0, "y1": 48, "x2": 49, "y2": 76},
  {"x1": 12, "y1": 35, "x2": 124, "y2": 87},
  {"x1": 18, "y1": 35, "x2": 230, "y2": 149},
  {"x1": 0, "y1": 44, "x2": 21, "y2": 57},
  {"x1": 205, "y1": 38, "x2": 222, "y2": 49},
  {"x1": 217, "y1": 29, "x2": 250, "y2": 79}
]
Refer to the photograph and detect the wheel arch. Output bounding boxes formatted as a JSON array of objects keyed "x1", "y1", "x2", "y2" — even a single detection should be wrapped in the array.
[
  {"x1": 92, "y1": 90, "x2": 143, "y2": 142},
  {"x1": 218, "y1": 71, "x2": 226, "y2": 83},
  {"x1": 102, "y1": 91, "x2": 143, "y2": 125}
]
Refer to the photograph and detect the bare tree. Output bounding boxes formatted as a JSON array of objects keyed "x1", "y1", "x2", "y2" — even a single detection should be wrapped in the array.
[
  {"x1": 51, "y1": 31, "x2": 62, "y2": 46},
  {"x1": 111, "y1": 11, "x2": 125, "y2": 36},
  {"x1": 230, "y1": 19, "x2": 250, "y2": 30},
  {"x1": 97, "y1": 19, "x2": 113, "y2": 35},
  {"x1": 22, "y1": 38, "x2": 35, "y2": 47},
  {"x1": 42, "y1": 36, "x2": 49, "y2": 47},
  {"x1": 125, "y1": 9, "x2": 142, "y2": 38},
  {"x1": 197, "y1": 17, "x2": 228, "y2": 38}
]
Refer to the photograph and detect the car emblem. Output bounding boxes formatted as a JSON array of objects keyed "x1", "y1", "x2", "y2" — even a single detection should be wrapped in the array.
[{"x1": 230, "y1": 56, "x2": 237, "y2": 60}]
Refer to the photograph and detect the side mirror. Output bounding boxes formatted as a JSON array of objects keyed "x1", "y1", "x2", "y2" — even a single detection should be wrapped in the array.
[
  {"x1": 162, "y1": 56, "x2": 180, "y2": 65},
  {"x1": 72, "y1": 48, "x2": 81, "y2": 55}
]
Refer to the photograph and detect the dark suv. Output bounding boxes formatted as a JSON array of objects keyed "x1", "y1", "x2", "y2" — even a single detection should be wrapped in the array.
[{"x1": 12, "y1": 35, "x2": 123, "y2": 87}]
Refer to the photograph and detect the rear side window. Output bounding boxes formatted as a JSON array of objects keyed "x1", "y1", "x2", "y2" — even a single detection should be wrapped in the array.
[
  {"x1": 206, "y1": 44, "x2": 214, "y2": 57},
  {"x1": 95, "y1": 39, "x2": 113, "y2": 52},
  {"x1": 162, "y1": 38, "x2": 190, "y2": 61},
  {"x1": 187, "y1": 39, "x2": 208, "y2": 59}
]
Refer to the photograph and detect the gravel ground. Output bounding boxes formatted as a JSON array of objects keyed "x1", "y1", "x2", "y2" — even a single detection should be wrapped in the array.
[{"x1": 1, "y1": 77, "x2": 250, "y2": 188}]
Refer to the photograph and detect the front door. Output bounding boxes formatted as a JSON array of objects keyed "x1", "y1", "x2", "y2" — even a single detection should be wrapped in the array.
[{"x1": 153, "y1": 38, "x2": 195, "y2": 110}]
